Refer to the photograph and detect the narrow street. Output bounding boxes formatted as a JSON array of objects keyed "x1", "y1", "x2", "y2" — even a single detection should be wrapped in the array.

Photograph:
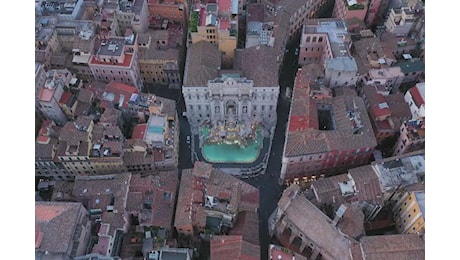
[{"x1": 244, "y1": 37, "x2": 300, "y2": 260}]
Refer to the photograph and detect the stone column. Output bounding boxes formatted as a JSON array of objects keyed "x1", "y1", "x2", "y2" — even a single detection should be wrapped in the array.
[{"x1": 220, "y1": 100, "x2": 225, "y2": 119}]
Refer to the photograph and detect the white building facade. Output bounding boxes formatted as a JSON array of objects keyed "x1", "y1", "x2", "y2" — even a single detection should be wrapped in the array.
[{"x1": 183, "y1": 75, "x2": 279, "y2": 136}]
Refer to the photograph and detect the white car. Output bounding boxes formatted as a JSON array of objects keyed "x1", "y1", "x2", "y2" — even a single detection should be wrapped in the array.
[{"x1": 186, "y1": 136, "x2": 191, "y2": 144}]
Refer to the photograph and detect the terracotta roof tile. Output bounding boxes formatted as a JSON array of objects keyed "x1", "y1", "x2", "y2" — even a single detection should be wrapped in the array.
[
  {"x1": 285, "y1": 77, "x2": 376, "y2": 157},
  {"x1": 409, "y1": 86, "x2": 424, "y2": 108},
  {"x1": 359, "y1": 234, "x2": 425, "y2": 259},
  {"x1": 229, "y1": 211, "x2": 259, "y2": 246},
  {"x1": 276, "y1": 185, "x2": 355, "y2": 259},
  {"x1": 100, "y1": 107, "x2": 121, "y2": 126},
  {"x1": 35, "y1": 201, "x2": 86, "y2": 254},
  {"x1": 175, "y1": 164, "x2": 259, "y2": 233},
  {"x1": 72, "y1": 173, "x2": 131, "y2": 213},
  {"x1": 235, "y1": 45, "x2": 279, "y2": 87},
  {"x1": 183, "y1": 41, "x2": 221, "y2": 87},
  {"x1": 104, "y1": 81, "x2": 138, "y2": 109},
  {"x1": 311, "y1": 174, "x2": 349, "y2": 206},
  {"x1": 337, "y1": 203, "x2": 365, "y2": 240},
  {"x1": 349, "y1": 166, "x2": 383, "y2": 204},
  {"x1": 132, "y1": 124, "x2": 147, "y2": 139},
  {"x1": 247, "y1": 4, "x2": 264, "y2": 22},
  {"x1": 210, "y1": 235, "x2": 260, "y2": 260}
]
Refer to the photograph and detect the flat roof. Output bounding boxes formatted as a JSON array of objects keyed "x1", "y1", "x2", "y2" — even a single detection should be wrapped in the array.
[
  {"x1": 98, "y1": 38, "x2": 125, "y2": 57},
  {"x1": 326, "y1": 57, "x2": 358, "y2": 71}
]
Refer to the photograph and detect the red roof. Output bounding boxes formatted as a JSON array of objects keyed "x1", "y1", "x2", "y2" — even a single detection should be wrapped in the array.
[
  {"x1": 37, "y1": 135, "x2": 51, "y2": 144},
  {"x1": 371, "y1": 105, "x2": 391, "y2": 119},
  {"x1": 59, "y1": 92, "x2": 72, "y2": 105},
  {"x1": 38, "y1": 88, "x2": 55, "y2": 102},
  {"x1": 38, "y1": 120, "x2": 52, "y2": 136},
  {"x1": 89, "y1": 53, "x2": 133, "y2": 68},
  {"x1": 105, "y1": 81, "x2": 138, "y2": 108},
  {"x1": 409, "y1": 86, "x2": 424, "y2": 108},
  {"x1": 289, "y1": 115, "x2": 309, "y2": 132},
  {"x1": 211, "y1": 235, "x2": 260, "y2": 260},
  {"x1": 131, "y1": 124, "x2": 147, "y2": 140},
  {"x1": 218, "y1": 0, "x2": 231, "y2": 12}
]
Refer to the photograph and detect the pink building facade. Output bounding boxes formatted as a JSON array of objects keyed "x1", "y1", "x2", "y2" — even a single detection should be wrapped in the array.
[{"x1": 89, "y1": 37, "x2": 144, "y2": 90}]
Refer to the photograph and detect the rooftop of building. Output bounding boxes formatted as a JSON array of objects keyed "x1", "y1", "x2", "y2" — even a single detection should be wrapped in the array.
[
  {"x1": 99, "y1": 107, "x2": 121, "y2": 126},
  {"x1": 100, "y1": 81, "x2": 139, "y2": 109},
  {"x1": 311, "y1": 165, "x2": 384, "y2": 208},
  {"x1": 154, "y1": 96, "x2": 177, "y2": 118},
  {"x1": 373, "y1": 150, "x2": 425, "y2": 190},
  {"x1": 284, "y1": 69, "x2": 376, "y2": 157},
  {"x1": 278, "y1": 0, "x2": 309, "y2": 15},
  {"x1": 229, "y1": 210, "x2": 260, "y2": 246},
  {"x1": 59, "y1": 119, "x2": 92, "y2": 146},
  {"x1": 326, "y1": 57, "x2": 358, "y2": 71},
  {"x1": 97, "y1": 37, "x2": 126, "y2": 57},
  {"x1": 234, "y1": 45, "x2": 280, "y2": 87},
  {"x1": 303, "y1": 19, "x2": 351, "y2": 58},
  {"x1": 403, "y1": 121, "x2": 424, "y2": 143},
  {"x1": 352, "y1": 36, "x2": 396, "y2": 75},
  {"x1": 90, "y1": 52, "x2": 133, "y2": 67},
  {"x1": 132, "y1": 123, "x2": 147, "y2": 139},
  {"x1": 147, "y1": 248, "x2": 193, "y2": 260},
  {"x1": 36, "y1": 120, "x2": 62, "y2": 143},
  {"x1": 247, "y1": 3, "x2": 265, "y2": 22},
  {"x1": 122, "y1": 147, "x2": 167, "y2": 166},
  {"x1": 77, "y1": 88, "x2": 95, "y2": 103},
  {"x1": 368, "y1": 67, "x2": 404, "y2": 79},
  {"x1": 144, "y1": 114, "x2": 166, "y2": 144},
  {"x1": 363, "y1": 85, "x2": 411, "y2": 130},
  {"x1": 359, "y1": 234, "x2": 425, "y2": 259},
  {"x1": 277, "y1": 185, "x2": 355, "y2": 260},
  {"x1": 138, "y1": 45, "x2": 179, "y2": 61},
  {"x1": 72, "y1": 173, "x2": 131, "y2": 213},
  {"x1": 183, "y1": 41, "x2": 221, "y2": 87},
  {"x1": 127, "y1": 171, "x2": 178, "y2": 228},
  {"x1": 210, "y1": 235, "x2": 260, "y2": 260},
  {"x1": 311, "y1": 174, "x2": 349, "y2": 206},
  {"x1": 36, "y1": 142, "x2": 57, "y2": 160},
  {"x1": 349, "y1": 165, "x2": 384, "y2": 202},
  {"x1": 35, "y1": 201, "x2": 86, "y2": 254},
  {"x1": 380, "y1": 32, "x2": 418, "y2": 51},
  {"x1": 269, "y1": 244, "x2": 308, "y2": 260},
  {"x1": 59, "y1": 92, "x2": 78, "y2": 108},
  {"x1": 409, "y1": 82, "x2": 425, "y2": 107},
  {"x1": 396, "y1": 60, "x2": 425, "y2": 74},
  {"x1": 336, "y1": 203, "x2": 365, "y2": 240},
  {"x1": 174, "y1": 162, "x2": 259, "y2": 230},
  {"x1": 119, "y1": 0, "x2": 144, "y2": 13}
]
